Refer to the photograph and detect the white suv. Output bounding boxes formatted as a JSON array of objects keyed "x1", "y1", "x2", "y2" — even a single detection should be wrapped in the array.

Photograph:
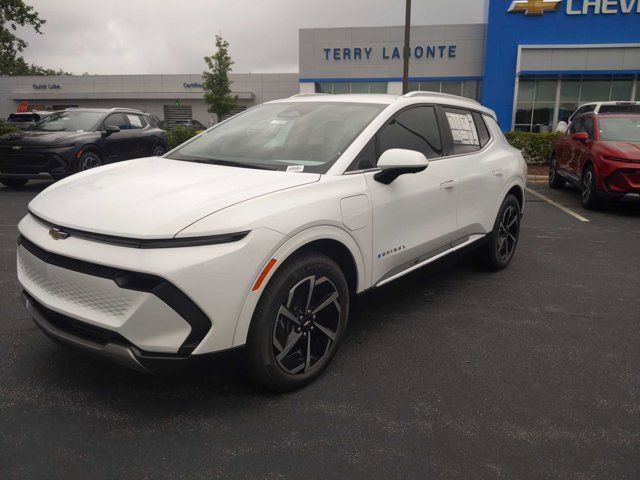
[{"x1": 17, "y1": 92, "x2": 527, "y2": 391}]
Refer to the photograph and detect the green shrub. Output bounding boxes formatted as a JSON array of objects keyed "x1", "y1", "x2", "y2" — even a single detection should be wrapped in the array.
[
  {"x1": 0, "y1": 121, "x2": 20, "y2": 137},
  {"x1": 504, "y1": 131, "x2": 561, "y2": 165},
  {"x1": 165, "y1": 126, "x2": 199, "y2": 150}
]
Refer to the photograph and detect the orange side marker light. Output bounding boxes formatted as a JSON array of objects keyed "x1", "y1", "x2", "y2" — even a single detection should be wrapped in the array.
[{"x1": 252, "y1": 258, "x2": 277, "y2": 291}]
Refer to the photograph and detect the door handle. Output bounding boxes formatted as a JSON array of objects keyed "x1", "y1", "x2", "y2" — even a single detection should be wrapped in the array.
[
  {"x1": 439, "y1": 179, "x2": 456, "y2": 189},
  {"x1": 492, "y1": 168, "x2": 505, "y2": 176}
]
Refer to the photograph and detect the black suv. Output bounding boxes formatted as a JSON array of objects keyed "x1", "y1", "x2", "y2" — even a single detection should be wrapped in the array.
[{"x1": 0, "y1": 108, "x2": 168, "y2": 188}]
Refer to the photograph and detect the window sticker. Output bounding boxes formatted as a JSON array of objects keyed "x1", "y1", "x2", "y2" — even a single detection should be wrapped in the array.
[
  {"x1": 286, "y1": 165, "x2": 305, "y2": 173},
  {"x1": 446, "y1": 112, "x2": 479, "y2": 146},
  {"x1": 127, "y1": 114, "x2": 142, "y2": 128}
]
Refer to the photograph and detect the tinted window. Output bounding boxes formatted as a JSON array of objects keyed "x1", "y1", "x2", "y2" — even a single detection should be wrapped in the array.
[
  {"x1": 104, "y1": 113, "x2": 128, "y2": 130},
  {"x1": 443, "y1": 107, "x2": 482, "y2": 154},
  {"x1": 599, "y1": 105, "x2": 640, "y2": 115},
  {"x1": 349, "y1": 139, "x2": 377, "y2": 171},
  {"x1": 378, "y1": 106, "x2": 442, "y2": 159},
  {"x1": 473, "y1": 112, "x2": 491, "y2": 148},
  {"x1": 583, "y1": 117, "x2": 595, "y2": 138}
]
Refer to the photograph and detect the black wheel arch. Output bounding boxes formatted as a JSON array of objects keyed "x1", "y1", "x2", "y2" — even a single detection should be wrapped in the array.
[{"x1": 279, "y1": 239, "x2": 359, "y2": 306}]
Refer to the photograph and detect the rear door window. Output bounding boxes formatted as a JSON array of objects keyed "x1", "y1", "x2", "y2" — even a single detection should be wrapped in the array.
[
  {"x1": 126, "y1": 114, "x2": 145, "y2": 129},
  {"x1": 443, "y1": 107, "x2": 481, "y2": 154}
]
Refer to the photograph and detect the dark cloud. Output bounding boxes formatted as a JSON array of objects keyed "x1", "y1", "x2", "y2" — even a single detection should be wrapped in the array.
[{"x1": 19, "y1": 0, "x2": 486, "y2": 74}]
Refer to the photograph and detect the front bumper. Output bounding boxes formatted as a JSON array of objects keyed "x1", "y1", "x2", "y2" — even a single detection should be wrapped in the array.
[
  {"x1": 17, "y1": 214, "x2": 286, "y2": 359},
  {"x1": 598, "y1": 158, "x2": 640, "y2": 200},
  {"x1": 0, "y1": 146, "x2": 76, "y2": 178}
]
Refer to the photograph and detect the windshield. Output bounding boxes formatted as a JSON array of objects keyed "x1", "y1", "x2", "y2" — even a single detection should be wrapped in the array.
[
  {"x1": 29, "y1": 111, "x2": 104, "y2": 132},
  {"x1": 598, "y1": 116, "x2": 640, "y2": 142},
  {"x1": 166, "y1": 102, "x2": 385, "y2": 173}
]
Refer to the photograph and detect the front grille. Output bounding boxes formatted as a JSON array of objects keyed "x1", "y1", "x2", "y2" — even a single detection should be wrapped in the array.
[
  {"x1": 25, "y1": 292, "x2": 132, "y2": 347},
  {"x1": 18, "y1": 234, "x2": 212, "y2": 355}
]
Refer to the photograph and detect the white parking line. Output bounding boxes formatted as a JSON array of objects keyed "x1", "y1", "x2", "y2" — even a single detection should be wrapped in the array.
[{"x1": 527, "y1": 188, "x2": 590, "y2": 223}]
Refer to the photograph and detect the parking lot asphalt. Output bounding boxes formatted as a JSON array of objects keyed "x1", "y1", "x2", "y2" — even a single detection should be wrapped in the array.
[{"x1": 1, "y1": 180, "x2": 639, "y2": 480}]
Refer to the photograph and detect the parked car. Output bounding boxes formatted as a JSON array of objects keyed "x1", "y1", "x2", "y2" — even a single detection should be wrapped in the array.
[
  {"x1": 168, "y1": 119, "x2": 207, "y2": 131},
  {"x1": 0, "y1": 108, "x2": 168, "y2": 188},
  {"x1": 5, "y1": 111, "x2": 55, "y2": 130},
  {"x1": 16, "y1": 93, "x2": 527, "y2": 391},
  {"x1": 550, "y1": 112, "x2": 640, "y2": 209},
  {"x1": 557, "y1": 101, "x2": 640, "y2": 133}
]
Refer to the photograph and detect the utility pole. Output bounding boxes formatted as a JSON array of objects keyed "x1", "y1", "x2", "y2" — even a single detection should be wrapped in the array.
[{"x1": 402, "y1": 0, "x2": 412, "y2": 95}]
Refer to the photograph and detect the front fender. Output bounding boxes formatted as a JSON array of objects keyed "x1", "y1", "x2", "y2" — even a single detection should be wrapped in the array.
[{"x1": 231, "y1": 225, "x2": 367, "y2": 348}]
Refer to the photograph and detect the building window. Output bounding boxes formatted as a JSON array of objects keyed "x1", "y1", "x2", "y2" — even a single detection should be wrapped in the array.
[
  {"x1": 314, "y1": 82, "x2": 388, "y2": 94},
  {"x1": 515, "y1": 75, "x2": 637, "y2": 132},
  {"x1": 407, "y1": 80, "x2": 480, "y2": 100}
]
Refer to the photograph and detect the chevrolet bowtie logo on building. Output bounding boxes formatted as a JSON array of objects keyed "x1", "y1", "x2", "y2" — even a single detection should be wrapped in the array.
[
  {"x1": 508, "y1": 0, "x2": 562, "y2": 15},
  {"x1": 49, "y1": 227, "x2": 70, "y2": 240}
]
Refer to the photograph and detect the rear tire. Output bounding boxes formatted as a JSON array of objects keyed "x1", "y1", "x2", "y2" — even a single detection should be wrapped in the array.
[
  {"x1": 581, "y1": 165, "x2": 599, "y2": 210},
  {"x1": 476, "y1": 194, "x2": 521, "y2": 271},
  {"x1": 548, "y1": 156, "x2": 565, "y2": 189},
  {"x1": 0, "y1": 178, "x2": 28, "y2": 188},
  {"x1": 246, "y1": 252, "x2": 349, "y2": 392},
  {"x1": 151, "y1": 144, "x2": 166, "y2": 157}
]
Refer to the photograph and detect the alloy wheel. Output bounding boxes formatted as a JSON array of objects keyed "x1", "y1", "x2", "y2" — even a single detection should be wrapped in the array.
[
  {"x1": 582, "y1": 170, "x2": 593, "y2": 201},
  {"x1": 80, "y1": 154, "x2": 101, "y2": 171},
  {"x1": 153, "y1": 146, "x2": 166, "y2": 157},
  {"x1": 272, "y1": 275, "x2": 341, "y2": 375},
  {"x1": 496, "y1": 204, "x2": 519, "y2": 262}
]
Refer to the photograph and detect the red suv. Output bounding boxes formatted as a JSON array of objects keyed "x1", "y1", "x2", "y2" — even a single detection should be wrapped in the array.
[{"x1": 549, "y1": 113, "x2": 640, "y2": 209}]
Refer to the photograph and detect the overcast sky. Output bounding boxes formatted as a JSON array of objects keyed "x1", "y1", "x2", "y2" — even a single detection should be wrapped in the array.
[{"x1": 18, "y1": 0, "x2": 487, "y2": 75}]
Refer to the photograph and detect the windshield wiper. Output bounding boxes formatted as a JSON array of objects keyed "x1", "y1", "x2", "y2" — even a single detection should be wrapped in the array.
[{"x1": 182, "y1": 157, "x2": 279, "y2": 171}]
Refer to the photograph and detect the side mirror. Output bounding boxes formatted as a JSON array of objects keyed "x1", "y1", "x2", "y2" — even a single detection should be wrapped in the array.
[
  {"x1": 102, "y1": 125, "x2": 120, "y2": 137},
  {"x1": 556, "y1": 121, "x2": 568, "y2": 134},
  {"x1": 572, "y1": 132, "x2": 589, "y2": 143},
  {"x1": 374, "y1": 149, "x2": 429, "y2": 185}
]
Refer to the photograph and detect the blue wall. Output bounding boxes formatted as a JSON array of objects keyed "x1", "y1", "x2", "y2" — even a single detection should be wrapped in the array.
[{"x1": 482, "y1": 0, "x2": 640, "y2": 131}]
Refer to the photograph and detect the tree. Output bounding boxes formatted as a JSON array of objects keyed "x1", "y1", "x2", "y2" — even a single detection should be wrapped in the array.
[
  {"x1": 0, "y1": 0, "x2": 72, "y2": 76},
  {"x1": 202, "y1": 34, "x2": 237, "y2": 120}
]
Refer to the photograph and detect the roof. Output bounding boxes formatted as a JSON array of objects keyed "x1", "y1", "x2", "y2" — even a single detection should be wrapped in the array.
[
  {"x1": 64, "y1": 107, "x2": 145, "y2": 114},
  {"x1": 269, "y1": 92, "x2": 497, "y2": 119}
]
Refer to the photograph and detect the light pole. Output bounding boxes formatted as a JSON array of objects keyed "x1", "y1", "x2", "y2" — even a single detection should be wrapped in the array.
[{"x1": 402, "y1": 0, "x2": 412, "y2": 95}]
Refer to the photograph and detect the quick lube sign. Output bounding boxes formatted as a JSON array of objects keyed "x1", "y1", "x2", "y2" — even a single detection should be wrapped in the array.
[
  {"x1": 566, "y1": 0, "x2": 640, "y2": 14},
  {"x1": 323, "y1": 45, "x2": 457, "y2": 62}
]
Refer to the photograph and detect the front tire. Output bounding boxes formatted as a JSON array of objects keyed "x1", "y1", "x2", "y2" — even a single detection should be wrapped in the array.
[
  {"x1": 476, "y1": 194, "x2": 521, "y2": 271},
  {"x1": 75, "y1": 151, "x2": 102, "y2": 172},
  {"x1": 0, "y1": 178, "x2": 28, "y2": 188},
  {"x1": 581, "y1": 165, "x2": 599, "y2": 210},
  {"x1": 548, "y1": 156, "x2": 565, "y2": 189},
  {"x1": 246, "y1": 252, "x2": 349, "y2": 392}
]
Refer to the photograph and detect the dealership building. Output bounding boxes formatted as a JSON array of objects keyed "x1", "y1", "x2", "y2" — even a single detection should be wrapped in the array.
[{"x1": 0, "y1": 0, "x2": 639, "y2": 131}]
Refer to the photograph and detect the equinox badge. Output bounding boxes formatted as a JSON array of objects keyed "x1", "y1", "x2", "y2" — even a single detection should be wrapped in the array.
[{"x1": 49, "y1": 227, "x2": 69, "y2": 240}]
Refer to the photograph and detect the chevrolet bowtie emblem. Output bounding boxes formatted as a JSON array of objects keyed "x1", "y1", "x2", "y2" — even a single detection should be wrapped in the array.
[
  {"x1": 49, "y1": 227, "x2": 70, "y2": 240},
  {"x1": 12, "y1": 146, "x2": 21, "y2": 150},
  {"x1": 508, "y1": 0, "x2": 562, "y2": 15}
]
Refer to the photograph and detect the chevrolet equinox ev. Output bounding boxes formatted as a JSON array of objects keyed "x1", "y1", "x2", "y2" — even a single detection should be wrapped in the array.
[{"x1": 17, "y1": 93, "x2": 527, "y2": 391}]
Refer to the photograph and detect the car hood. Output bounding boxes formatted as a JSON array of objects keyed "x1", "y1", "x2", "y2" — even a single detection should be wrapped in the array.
[
  {"x1": 29, "y1": 157, "x2": 321, "y2": 239},
  {"x1": 0, "y1": 129, "x2": 90, "y2": 146},
  {"x1": 599, "y1": 141, "x2": 640, "y2": 160}
]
